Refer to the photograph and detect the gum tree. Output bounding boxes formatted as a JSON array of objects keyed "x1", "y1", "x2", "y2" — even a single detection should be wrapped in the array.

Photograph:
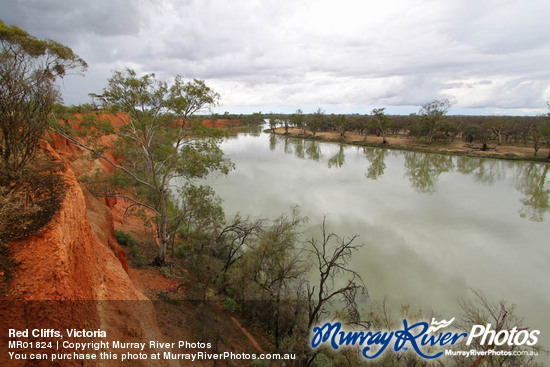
[
  {"x1": 56, "y1": 69, "x2": 231, "y2": 265},
  {"x1": 369, "y1": 108, "x2": 391, "y2": 144},
  {"x1": 414, "y1": 99, "x2": 452, "y2": 144},
  {"x1": 0, "y1": 20, "x2": 86, "y2": 176}
]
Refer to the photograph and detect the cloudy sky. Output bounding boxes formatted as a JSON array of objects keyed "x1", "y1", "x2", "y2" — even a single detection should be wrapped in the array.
[{"x1": 2, "y1": 0, "x2": 550, "y2": 115}]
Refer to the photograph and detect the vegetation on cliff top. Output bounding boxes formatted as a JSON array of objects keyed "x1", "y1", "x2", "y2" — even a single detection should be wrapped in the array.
[
  {"x1": 0, "y1": 19, "x2": 86, "y2": 177},
  {"x1": 0, "y1": 20, "x2": 83, "y2": 293}
]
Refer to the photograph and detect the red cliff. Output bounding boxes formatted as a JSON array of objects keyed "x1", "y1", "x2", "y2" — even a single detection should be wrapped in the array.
[{"x1": 0, "y1": 140, "x2": 173, "y2": 366}]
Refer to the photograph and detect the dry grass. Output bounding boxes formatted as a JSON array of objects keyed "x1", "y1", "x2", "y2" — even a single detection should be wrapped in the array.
[{"x1": 0, "y1": 157, "x2": 67, "y2": 244}]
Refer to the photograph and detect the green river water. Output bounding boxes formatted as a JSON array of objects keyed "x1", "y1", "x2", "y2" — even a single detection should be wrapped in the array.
[{"x1": 202, "y1": 125, "x2": 549, "y2": 360}]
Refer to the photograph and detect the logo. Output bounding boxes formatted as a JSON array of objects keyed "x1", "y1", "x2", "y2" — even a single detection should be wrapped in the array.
[
  {"x1": 310, "y1": 318, "x2": 540, "y2": 360},
  {"x1": 427, "y1": 317, "x2": 455, "y2": 333}
]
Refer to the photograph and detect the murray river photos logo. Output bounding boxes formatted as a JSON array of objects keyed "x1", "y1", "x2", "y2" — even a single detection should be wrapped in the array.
[{"x1": 310, "y1": 317, "x2": 540, "y2": 360}]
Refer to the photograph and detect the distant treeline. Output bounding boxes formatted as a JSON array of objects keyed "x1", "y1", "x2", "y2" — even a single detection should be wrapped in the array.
[
  {"x1": 268, "y1": 112, "x2": 546, "y2": 145},
  {"x1": 261, "y1": 102, "x2": 550, "y2": 160},
  {"x1": 191, "y1": 108, "x2": 549, "y2": 148}
]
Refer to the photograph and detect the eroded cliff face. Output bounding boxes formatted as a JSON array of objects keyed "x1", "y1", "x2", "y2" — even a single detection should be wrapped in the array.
[{"x1": 0, "y1": 139, "x2": 174, "y2": 366}]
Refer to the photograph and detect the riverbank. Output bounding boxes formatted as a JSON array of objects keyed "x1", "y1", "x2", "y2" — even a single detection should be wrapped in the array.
[{"x1": 273, "y1": 127, "x2": 550, "y2": 163}]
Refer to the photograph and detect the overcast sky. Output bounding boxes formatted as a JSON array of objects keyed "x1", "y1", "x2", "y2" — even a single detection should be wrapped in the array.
[{"x1": 2, "y1": 0, "x2": 550, "y2": 115}]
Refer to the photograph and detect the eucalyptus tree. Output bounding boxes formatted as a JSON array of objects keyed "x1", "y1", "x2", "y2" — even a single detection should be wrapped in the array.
[
  {"x1": 269, "y1": 114, "x2": 279, "y2": 132},
  {"x1": 56, "y1": 69, "x2": 232, "y2": 265},
  {"x1": 333, "y1": 114, "x2": 351, "y2": 139},
  {"x1": 413, "y1": 99, "x2": 452, "y2": 144},
  {"x1": 369, "y1": 108, "x2": 391, "y2": 144},
  {"x1": 241, "y1": 208, "x2": 307, "y2": 349},
  {"x1": 541, "y1": 113, "x2": 550, "y2": 161},
  {"x1": 306, "y1": 108, "x2": 324, "y2": 137},
  {"x1": 0, "y1": 20, "x2": 86, "y2": 176},
  {"x1": 291, "y1": 109, "x2": 306, "y2": 135}
]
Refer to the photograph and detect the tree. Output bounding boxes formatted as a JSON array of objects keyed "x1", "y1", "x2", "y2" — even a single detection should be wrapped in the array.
[
  {"x1": 176, "y1": 183, "x2": 224, "y2": 248},
  {"x1": 241, "y1": 208, "x2": 307, "y2": 349},
  {"x1": 306, "y1": 108, "x2": 324, "y2": 137},
  {"x1": 304, "y1": 219, "x2": 368, "y2": 366},
  {"x1": 488, "y1": 117, "x2": 513, "y2": 145},
  {"x1": 56, "y1": 68, "x2": 231, "y2": 265},
  {"x1": 369, "y1": 108, "x2": 391, "y2": 144},
  {"x1": 280, "y1": 115, "x2": 291, "y2": 134},
  {"x1": 541, "y1": 109, "x2": 550, "y2": 161},
  {"x1": 269, "y1": 113, "x2": 278, "y2": 132},
  {"x1": 304, "y1": 219, "x2": 367, "y2": 330},
  {"x1": 0, "y1": 20, "x2": 86, "y2": 176},
  {"x1": 534, "y1": 108, "x2": 550, "y2": 160},
  {"x1": 414, "y1": 99, "x2": 452, "y2": 144},
  {"x1": 452, "y1": 289, "x2": 545, "y2": 367},
  {"x1": 463, "y1": 124, "x2": 492, "y2": 150},
  {"x1": 290, "y1": 109, "x2": 306, "y2": 135},
  {"x1": 212, "y1": 214, "x2": 264, "y2": 276}
]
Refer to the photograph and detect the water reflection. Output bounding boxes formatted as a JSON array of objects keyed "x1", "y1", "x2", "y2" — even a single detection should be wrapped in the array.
[
  {"x1": 403, "y1": 152, "x2": 455, "y2": 194},
  {"x1": 273, "y1": 134, "x2": 550, "y2": 221},
  {"x1": 269, "y1": 134, "x2": 278, "y2": 151},
  {"x1": 327, "y1": 144, "x2": 346, "y2": 168},
  {"x1": 213, "y1": 129, "x2": 550, "y2": 360},
  {"x1": 456, "y1": 157, "x2": 506, "y2": 185},
  {"x1": 270, "y1": 135, "x2": 323, "y2": 162},
  {"x1": 515, "y1": 164, "x2": 550, "y2": 222},
  {"x1": 362, "y1": 147, "x2": 389, "y2": 180},
  {"x1": 293, "y1": 138, "x2": 305, "y2": 159},
  {"x1": 305, "y1": 140, "x2": 322, "y2": 161}
]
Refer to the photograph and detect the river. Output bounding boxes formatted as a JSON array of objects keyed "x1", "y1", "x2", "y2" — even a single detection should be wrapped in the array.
[{"x1": 203, "y1": 125, "x2": 550, "y2": 358}]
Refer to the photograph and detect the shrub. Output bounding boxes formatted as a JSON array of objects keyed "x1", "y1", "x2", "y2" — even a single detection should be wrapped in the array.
[
  {"x1": 174, "y1": 242, "x2": 193, "y2": 259},
  {"x1": 157, "y1": 290, "x2": 180, "y2": 305},
  {"x1": 0, "y1": 160, "x2": 67, "y2": 244},
  {"x1": 115, "y1": 230, "x2": 134, "y2": 246},
  {"x1": 222, "y1": 297, "x2": 241, "y2": 313},
  {"x1": 128, "y1": 245, "x2": 145, "y2": 268},
  {"x1": 160, "y1": 266, "x2": 172, "y2": 278}
]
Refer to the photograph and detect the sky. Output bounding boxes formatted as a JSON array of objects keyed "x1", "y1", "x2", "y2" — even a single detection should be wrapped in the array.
[{"x1": 2, "y1": 0, "x2": 550, "y2": 115}]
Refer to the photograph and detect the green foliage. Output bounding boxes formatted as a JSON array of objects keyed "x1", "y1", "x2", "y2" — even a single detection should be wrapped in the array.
[
  {"x1": 411, "y1": 99, "x2": 452, "y2": 143},
  {"x1": 128, "y1": 245, "x2": 145, "y2": 268},
  {"x1": 177, "y1": 183, "x2": 224, "y2": 240},
  {"x1": 269, "y1": 114, "x2": 279, "y2": 132},
  {"x1": 463, "y1": 124, "x2": 491, "y2": 144},
  {"x1": 369, "y1": 108, "x2": 391, "y2": 143},
  {"x1": 114, "y1": 230, "x2": 134, "y2": 247},
  {"x1": 70, "y1": 68, "x2": 232, "y2": 265},
  {"x1": 290, "y1": 109, "x2": 305, "y2": 134},
  {"x1": 0, "y1": 20, "x2": 86, "y2": 176},
  {"x1": 160, "y1": 266, "x2": 173, "y2": 278},
  {"x1": 174, "y1": 242, "x2": 193, "y2": 259},
  {"x1": 332, "y1": 114, "x2": 351, "y2": 138},
  {"x1": 306, "y1": 108, "x2": 324, "y2": 136},
  {"x1": 222, "y1": 297, "x2": 241, "y2": 313}
]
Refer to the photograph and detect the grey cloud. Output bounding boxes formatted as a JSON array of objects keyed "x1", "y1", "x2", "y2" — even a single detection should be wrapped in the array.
[
  {"x1": 1, "y1": 0, "x2": 142, "y2": 44},
  {"x1": 1, "y1": 0, "x2": 549, "y2": 113},
  {"x1": 444, "y1": 1, "x2": 550, "y2": 54}
]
